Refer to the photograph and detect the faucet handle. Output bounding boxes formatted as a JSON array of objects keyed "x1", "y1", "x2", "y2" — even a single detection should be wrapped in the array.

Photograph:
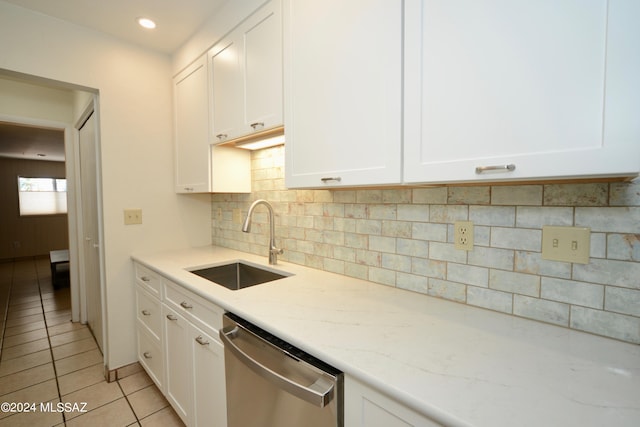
[{"x1": 268, "y1": 247, "x2": 283, "y2": 265}]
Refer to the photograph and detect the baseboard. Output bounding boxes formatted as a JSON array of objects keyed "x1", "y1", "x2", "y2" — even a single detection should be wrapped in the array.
[{"x1": 105, "y1": 362, "x2": 143, "y2": 383}]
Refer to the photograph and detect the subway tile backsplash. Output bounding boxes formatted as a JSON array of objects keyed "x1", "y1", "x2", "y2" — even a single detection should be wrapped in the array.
[{"x1": 211, "y1": 146, "x2": 640, "y2": 344}]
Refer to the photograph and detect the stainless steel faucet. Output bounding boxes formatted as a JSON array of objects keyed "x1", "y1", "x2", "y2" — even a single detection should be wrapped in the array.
[{"x1": 242, "y1": 199, "x2": 283, "y2": 265}]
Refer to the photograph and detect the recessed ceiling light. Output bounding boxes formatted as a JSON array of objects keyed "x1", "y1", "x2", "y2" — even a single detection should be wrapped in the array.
[{"x1": 137, "y1": 17, "x2": 156, "y2": 30}]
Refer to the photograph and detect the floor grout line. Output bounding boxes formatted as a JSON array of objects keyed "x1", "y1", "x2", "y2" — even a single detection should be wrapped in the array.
[{"x1": 36, "y1": 257, "x2": 67, "y2": 425}]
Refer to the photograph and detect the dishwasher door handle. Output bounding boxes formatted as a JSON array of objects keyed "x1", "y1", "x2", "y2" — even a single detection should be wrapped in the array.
[{"x1": 220, "y1": 325, "x2": 334, "y2": 408}]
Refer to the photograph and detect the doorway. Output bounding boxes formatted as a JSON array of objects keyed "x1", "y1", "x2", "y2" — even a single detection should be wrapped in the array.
[{"x1": 0, "y1": 72, "x2": 105, "y2": 356}]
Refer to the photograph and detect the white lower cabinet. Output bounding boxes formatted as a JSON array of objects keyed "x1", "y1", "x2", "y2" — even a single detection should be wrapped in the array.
[
  {"x1": 163, "y1": 305, "x2": 192, "y2": 425},
  {"x1": 136, "y1": 321, "x2": 164, "y2": 389},
  {"x1": 190, "y1": 324, "x2": 226, "y2": 427},
  {"x1": 345, "y1": 376, "x2": 441, "y2": 427},
  {"x1": 136, "y1": 285, "x2": 164, "y2": 389},
  {"x1": 135, "y1": 263, "x2": 227, "y2": 427}
]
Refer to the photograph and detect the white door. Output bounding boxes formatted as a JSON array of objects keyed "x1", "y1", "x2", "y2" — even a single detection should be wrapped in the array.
[{"x1": 78, "y1": 111, "x2": 103, "y2": 351}]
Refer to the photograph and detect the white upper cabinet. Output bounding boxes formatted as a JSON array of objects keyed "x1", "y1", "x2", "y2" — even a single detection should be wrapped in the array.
[
  {"x1": 244, "y1": 0, "x2": 283, "y2": 133},
  {"x1": 210, "y1": 0, "x2": 283, "y2": 144},
  {"x1": 403, "y1": 0, "x2": 640, "y2": 184},
  {"x1": 174, "y1": 56, "x2": 210, "y2": 193},
  {"x1": 210, "y1": 38, "x2": 244, "y2": 143},
  {"x1": 284, "y1": 0, "x2": 403, "y2": 188},
  {"x1": 173, "y1": 55, "x2": 251, "y2": 194}
]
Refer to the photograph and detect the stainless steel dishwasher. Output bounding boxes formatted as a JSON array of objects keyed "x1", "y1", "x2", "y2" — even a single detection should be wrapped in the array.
[{"x1": 219, "y1": 313, "x2": 343, "y2": 427}]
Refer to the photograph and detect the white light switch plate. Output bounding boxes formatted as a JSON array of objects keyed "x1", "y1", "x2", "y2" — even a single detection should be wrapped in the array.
[{"x1": 542, "y1": 226, "x2": 590, "y2": 264}]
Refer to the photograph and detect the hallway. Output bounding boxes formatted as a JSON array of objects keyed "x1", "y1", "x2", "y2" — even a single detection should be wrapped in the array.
[{"x1": 0, "y1": 257, "x2": 183, "y2": 426}]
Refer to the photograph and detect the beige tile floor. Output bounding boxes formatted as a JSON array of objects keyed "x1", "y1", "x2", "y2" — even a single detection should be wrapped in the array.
[{"x1": 0, "y1": 257, "x2": 184, "y2": 427}]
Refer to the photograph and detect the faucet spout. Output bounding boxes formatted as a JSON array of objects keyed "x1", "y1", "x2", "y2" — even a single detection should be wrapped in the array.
[{"x1": 242, "y1": 199, "x2": 283, "y2": 265}]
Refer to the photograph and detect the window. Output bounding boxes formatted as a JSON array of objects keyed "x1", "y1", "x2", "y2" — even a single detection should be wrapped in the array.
[{"x1": 17, "y1": 177, "x2": 67, "y2": 216}]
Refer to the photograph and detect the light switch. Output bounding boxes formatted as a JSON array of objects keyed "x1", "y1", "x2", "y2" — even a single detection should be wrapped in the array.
[
  {"x1": 124, "y1": 209, "x2": 143, "y2": 225},
  {"x1": 542, "y1": 226, "x2": 590, "y2": 264}
]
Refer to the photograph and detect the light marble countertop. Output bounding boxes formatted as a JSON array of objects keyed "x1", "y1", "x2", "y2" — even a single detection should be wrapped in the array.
[{"x1": 132, "y1": 245, "x2": 640, "y2": 427}]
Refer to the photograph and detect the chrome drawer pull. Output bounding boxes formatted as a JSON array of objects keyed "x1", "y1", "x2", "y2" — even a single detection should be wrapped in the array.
[
  {"x1": 141, "y1": 310, "x2": 151, "y2": 316},
  {"x1": 141, "y1": 276, "x2": 151, "y2": 282},
  {"x1": 216, "y1": 133, "x2": 227, "y2": 140},
  {"x1": 320, "y1": 177, "x2": 342, "y2": 183},
  {"x1": 166, "y1": 314, "x2": 178, "y2": 321},
  {"x1": 195, "y1": 336, "x2": 210, "y2": 346},
  {"x1": 184, "y1": 187, "x2": 194, "y2": 192},
  {"x1": 180, "y1": 301, "x2": 193, "y2": 309},
  {"x1": 250, "y1": 122, "x2": 264, "y2": 130},
  {"x1": 143, "y1": 352, "x2": 152, "y2": 359},
  {"x1": 475, "y1": 164, "x2": 516, "y2": 174}
]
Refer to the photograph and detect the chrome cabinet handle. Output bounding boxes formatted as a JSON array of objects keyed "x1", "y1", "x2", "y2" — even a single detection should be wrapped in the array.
[
  {"x1": 250, "y1": 122, "x2": 264, "y2": 130},
  {"x1": 195, "y1": 336, "x2": 209, "y2": 346},
  {"x1": 141, "y1": 276, "x2": 150, "y2": 282},
  {"x1": 180, "y1": 301, "x2": 193, "y2": 309},
  {"x1": 320, "y1": 177, "x2": 342, "y2": 183},
  {"x1": 216, "y1": 133, "x2": 227, "y2": 140},
  {"x1": 183, "y1": 187, "x2": 194, "y2": 192},
  {"x1": 166, "y1": 314, "x2": 178, "y2": 321},
  {"x1": 475, "y1": 164, "x2": 516, "y2": 174},
  {"x1": 143, "y1": 352, "x2": 152, "y2": 359},
  {"x1": 141, "y1": 310, "x2": 151, "y2": 316}
]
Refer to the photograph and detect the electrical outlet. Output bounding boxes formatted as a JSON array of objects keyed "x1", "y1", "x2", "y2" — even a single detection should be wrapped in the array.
[
  {"x1": 454, "y1": 221, "x2": 474, "y2": 251},
  {"x1": 232, "y1": 208, "x2": 242, "y2": 224},
  {"x1": 542, "y1": 226, "x2": 590, "y2": 264},
  {"x1": 124, "y1": 209, "x2": 143, "y2": 225}
]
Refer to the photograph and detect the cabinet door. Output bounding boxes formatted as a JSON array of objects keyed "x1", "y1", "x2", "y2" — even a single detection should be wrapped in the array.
[
  {"x1": 190, "y1": 325, "x2": 227, "y2": 427},
  {"x1": 174, "y1": 55, "x2": 210, "y2": 193},
  {"x1": 403, "y1": 0, "x2": 640, "y2": 184},
  {"x1": 136, "y1": 286, "x2": 161, "y2": 340},
  {"x1": 345, "y1": 376, "x2": 441, "y2": 427},
  {"x1": 284, "y1": 0, "x2": 403, "y2": 188},
  {"x1": 137, "y1": 324, "x2": 164, "y2": 391},
  {"x1": 210, "y1": 0, "x2": 283, "y2": 143},
  {"x1": 210, "y1": 38, "x2": 244, "y2": 143},
  {"x1": 163, "y1": 305, "x2": 192, "y2": 425},
  {"x1": 243, "y1": 0, "x2": 283, "y2": 133}
]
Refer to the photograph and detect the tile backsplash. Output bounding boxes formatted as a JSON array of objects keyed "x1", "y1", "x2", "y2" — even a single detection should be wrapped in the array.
[{"x1": 212, "y1": 146, "x2": 640, "y2": 344}]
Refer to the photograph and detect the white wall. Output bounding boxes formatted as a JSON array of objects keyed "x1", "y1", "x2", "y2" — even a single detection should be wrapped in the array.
[
  {"x1": 0, "y1": 77, "x2": 75, "y2": 122},
  {"x1": 0, "y1": 1, "x2": 212, "y2": 369}
]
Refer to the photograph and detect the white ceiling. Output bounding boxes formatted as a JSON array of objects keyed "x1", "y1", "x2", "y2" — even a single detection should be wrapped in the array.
[{"x1": 2, "y1": 0, "x2": 227, "y2": 54}]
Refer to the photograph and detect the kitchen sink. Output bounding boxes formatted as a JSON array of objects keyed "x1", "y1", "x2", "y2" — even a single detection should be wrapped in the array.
[{"x1": 189, "y1": 261, "x2": 290, "y2": 291}]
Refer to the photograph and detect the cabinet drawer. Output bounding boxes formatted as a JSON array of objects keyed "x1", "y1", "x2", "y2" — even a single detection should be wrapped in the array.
[
  {"x1": 137, "y1": 325, "x2": 164, "y2": 390},
  {"x1": 136, "y1": 286, "x2": 162, "y2": 339},
  {"x1": 135, "y1": 263, "x2": 162, "y2": 298},
  {"x1": 164, "y1": 279, "x2": 223, "y2": 335}
]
